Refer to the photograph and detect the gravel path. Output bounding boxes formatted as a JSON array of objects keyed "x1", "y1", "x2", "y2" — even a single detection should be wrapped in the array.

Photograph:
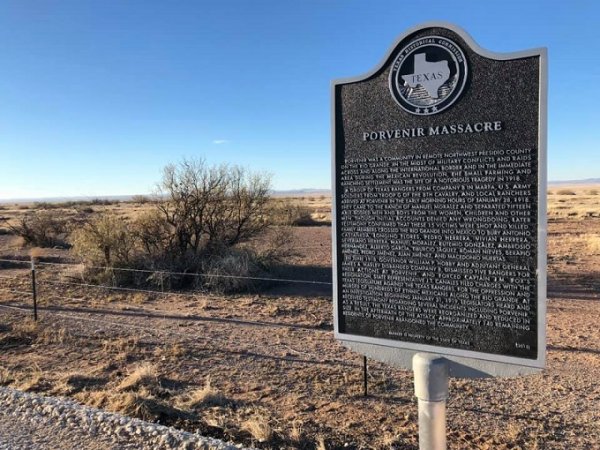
[{"x1": 0, "y1": 387, "x2": 247, "y2": 450}]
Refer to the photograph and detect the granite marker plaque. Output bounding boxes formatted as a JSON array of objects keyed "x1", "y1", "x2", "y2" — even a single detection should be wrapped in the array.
[{"x1": 332, "y1": 23, "x2": 547, "y2": 376}]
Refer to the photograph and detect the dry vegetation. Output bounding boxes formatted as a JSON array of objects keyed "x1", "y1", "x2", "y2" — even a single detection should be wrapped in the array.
[{"x1": 0, "y1": 186, "x2": 599, "y2": 448}]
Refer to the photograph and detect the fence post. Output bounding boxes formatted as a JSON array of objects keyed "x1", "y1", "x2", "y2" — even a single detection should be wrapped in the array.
[
  {"x1": 363, "y1": 355, "x2": 368, "y2": 396},
  {"x1": 30, "y1": 258, "x2": 38, "y2": 321}
]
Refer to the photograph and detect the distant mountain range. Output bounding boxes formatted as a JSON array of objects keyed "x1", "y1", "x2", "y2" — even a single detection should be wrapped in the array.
[
  {"x1": 548, "y1": 178, "x2": 600, "y2": 186},
  {"x1": 270, "y1": 189, "x2": 331, "y2": 197},
  {"x1": 3, "y1": 180, "x2": 600, "y2": 203},
  {"x1": 0, "y1": 190, "x2": 333, "y2": 204},
  {"x1": 0, "y1": 194, "x2": 138, "y2": 204}
]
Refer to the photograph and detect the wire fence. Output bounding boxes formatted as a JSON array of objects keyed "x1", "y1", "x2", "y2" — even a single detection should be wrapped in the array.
[
  {"x1": 0, "y1": 301, "x2": 350, "y2": 364},
  {"x1": 0, "y1": 254, "x2": 335, "y2": 327},
  {"x1": 0, "y1": 255, "x2": 375, "y2": 392},
  {"x1": 0, "y1": 254, "x2": 335, "y2": 343},
  {"x1": 0, "y1": 257, "x2": 333, "y2": 286},
  {"x1": 0, "y1": 266, "x2": 357, "y2": 371}
]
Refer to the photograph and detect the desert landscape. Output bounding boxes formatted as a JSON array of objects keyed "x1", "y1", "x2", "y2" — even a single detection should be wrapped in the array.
[{"x1": 0, "y1": 187, "x2": 599, "y2": 449}]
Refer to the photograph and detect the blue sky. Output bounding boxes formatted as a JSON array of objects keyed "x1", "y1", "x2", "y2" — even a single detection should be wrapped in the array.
[{"x1": 0, "y1": 0, "x2": 598, "y2": 199}]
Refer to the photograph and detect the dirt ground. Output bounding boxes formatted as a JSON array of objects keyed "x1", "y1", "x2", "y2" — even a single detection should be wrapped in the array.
[{"x1": 0, "y1": 191, "x2": 599, "y2": 449}]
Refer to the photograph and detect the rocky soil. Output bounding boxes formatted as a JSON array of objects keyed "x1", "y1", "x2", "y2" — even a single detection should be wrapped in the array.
[{"x1": 0, "y1": 387, "x2": 244, "y2": 450}]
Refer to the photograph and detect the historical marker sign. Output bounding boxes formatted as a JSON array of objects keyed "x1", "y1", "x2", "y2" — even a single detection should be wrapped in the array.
[{"x1": 332, "y1": 23, "x2": 547, "y2": 376}]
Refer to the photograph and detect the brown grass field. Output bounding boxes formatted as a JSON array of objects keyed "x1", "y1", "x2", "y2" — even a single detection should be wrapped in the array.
[{"x1": 0, "y1": 189, "x2": 599, "y2": 449}]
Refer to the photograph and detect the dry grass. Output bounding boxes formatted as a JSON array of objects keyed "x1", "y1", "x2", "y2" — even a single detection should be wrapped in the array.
[
  {"x1": 130, "y1": 292, "x2": 146, "y2": 304},
  {"x1": 29, "y1": 247, "x2": 45, "y2": 260},
  {"x1": 16, "y1": 364, "x2": 46, "y2": 392},
  {"x1": 0, "y1": 318, "x2": 70, "y2": 347},
  {"x1": 584, "y1": 234, "x2": 600, "y2": 254},
  {"x1": 0, "y1": 366, "x2": 14, "y2": 385},
  {"x1": 80, "y1": 388, "x2": 183, "y2": 422},
  {"x1": 204, "y1": 414, "x2": 228, "y2": 429},
  {"x1": 549, "y1": 233, "x2": 600, "y2": 260},
  {"x1": 289, "y1": 420, "x2": 304, "y2": 443},
  {"x1": 64, "y1": 361, "x2": 186, "y2": 423},
  {"x1": 10, "y1": 318, "x2": 38, "y2": 337},
  {"x1": 53, "y1": 371, "x2": 106, "y2": 395},
  {"x1": 198, "y1": 297, "x2": 210, "y2": 310},
  {"x1": 243, "y1": 413, "x2": 273, "y2": 443},
  {"x1": 180, "y1": 377, "x2": 228, "y2": 408},
  {"x1": 102, "y1": 336, "x2": 139, "y2": 360},
  {"x1": 548, "y1": 185, "x2": 600, "y2": 220},
  {"x1": 381, "y1": 432, "x2": 401, "y2": 448},
  {"x1": 154, "y1": 342, "x2": 187, "y2": 359},
  {"x1": 58, "y1": 264, "x2": 85, "y2": 282},
  {"x1": 37, "y1": 326, "x2": 71, "y2": 345},
  {"x1": 315, "y1": 434, "x2": 327, "y2": 450},
  {"x1": 117, "y1": 363, "x2": 158, "y2": 392}
]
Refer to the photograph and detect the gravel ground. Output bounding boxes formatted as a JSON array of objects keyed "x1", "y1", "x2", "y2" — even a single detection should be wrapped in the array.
[{"x1": 0, "y1": 387, "x2": 248, "y2": 450}]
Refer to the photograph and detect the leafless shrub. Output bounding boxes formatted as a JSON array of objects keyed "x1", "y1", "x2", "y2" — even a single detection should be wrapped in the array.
[
  {"x1": 130, "y1": 210, "x2": 172, "y2": 263},
  {"x1": 2, "y1": 211, "x2": 68, "y2": 247},
  {"x1": 271, "y1": 200, "x2": 316, "y2": 226},
  {"x1": 156, "y1": 158, "x2": 271, "y2": 254},
  {"x1": 131, "y1": 195, "x2": 150, "y2": 204},
  {"x1": 556, "y1": 189, "x2": 577, "y2": 195},
  {"x1": 202, "y1": 247, "x2": 267, "y2": 293},
  {"x1": 68, "y1": 159, "x2": 296, "y2": 294},
  {"x1": 255, "y1": 226, "x2": 297, "y2": 264}
]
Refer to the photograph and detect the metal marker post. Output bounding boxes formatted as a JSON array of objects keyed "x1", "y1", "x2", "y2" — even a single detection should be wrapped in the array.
[
  {"x1": 363, "y1": 356, "x2": 368, "y2": 396},
  {"x1": 30, "y1": 258, "x2": 38, "y2": 321},
  {"x1": 413, "y1": 353, "x2": 448, "y2": 450}
]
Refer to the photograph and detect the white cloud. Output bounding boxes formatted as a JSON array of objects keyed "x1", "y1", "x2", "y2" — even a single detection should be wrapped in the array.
[{"x1": 212, "y1": 139, "x2": 230, "y2": 145}]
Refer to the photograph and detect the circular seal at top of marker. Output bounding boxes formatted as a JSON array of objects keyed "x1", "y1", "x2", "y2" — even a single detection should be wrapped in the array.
[{"x1": 389, "y1": 35, "x2": 468, "y2": 115}]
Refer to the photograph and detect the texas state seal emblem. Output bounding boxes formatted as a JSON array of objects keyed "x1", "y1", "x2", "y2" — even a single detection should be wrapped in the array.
[{"x1": 389, "y1": 36, "x2": 468, "y2": 115}]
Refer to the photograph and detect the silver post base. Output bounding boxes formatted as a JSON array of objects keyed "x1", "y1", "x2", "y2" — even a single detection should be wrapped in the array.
[
  {"x1": 417, "y1": 399, "x2": 446, "y2": 449},
  {"x1": 413, "y1": 353, "x2": 449, "y2": 450}
]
